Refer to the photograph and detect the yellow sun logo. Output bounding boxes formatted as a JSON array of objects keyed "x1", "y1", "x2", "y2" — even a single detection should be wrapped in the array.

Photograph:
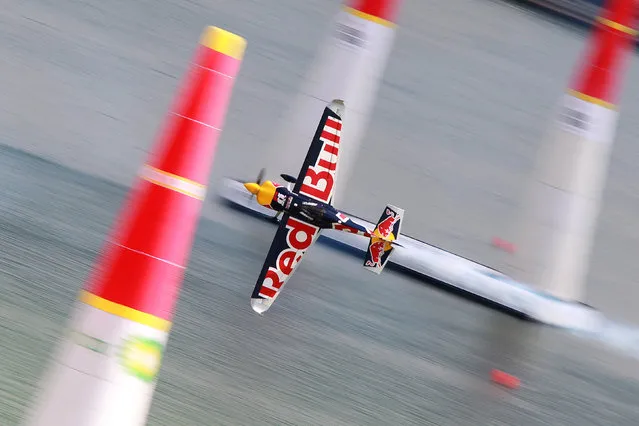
[{"x1": 120, "y1": 336, "x2": 164, "y2": 382}]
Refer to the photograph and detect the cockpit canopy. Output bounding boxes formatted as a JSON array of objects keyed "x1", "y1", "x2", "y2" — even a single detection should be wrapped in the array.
[{"x1": 299, "y1": 202, "x2": 325, "y2": 218}]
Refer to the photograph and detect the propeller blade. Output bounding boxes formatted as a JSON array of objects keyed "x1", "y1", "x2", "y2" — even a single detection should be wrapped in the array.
[
  {"x1": 248, "y1": 168, "x2": 266, "y2": 201},
  {"x1": 256, "y1": 168, "x2": 265, "y2": 185}
]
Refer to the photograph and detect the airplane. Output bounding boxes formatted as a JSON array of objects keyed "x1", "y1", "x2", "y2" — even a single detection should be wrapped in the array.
[{"x1": 242, "y1": 99, "x2": 405, "y2": 314}]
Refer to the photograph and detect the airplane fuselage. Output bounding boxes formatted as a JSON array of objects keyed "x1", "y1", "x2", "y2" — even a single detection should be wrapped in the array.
[
  {"x1": 245, "y1": 99, "x2": 404, "y2": 315},
  {"x1": 267, "y1": 185, "x2": 372, "y2": 237}
]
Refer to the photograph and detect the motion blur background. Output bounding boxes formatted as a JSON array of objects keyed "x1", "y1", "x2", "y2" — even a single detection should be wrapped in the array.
[{"x1": 2, "y1": 0, "x2": 639, "y2": 424}]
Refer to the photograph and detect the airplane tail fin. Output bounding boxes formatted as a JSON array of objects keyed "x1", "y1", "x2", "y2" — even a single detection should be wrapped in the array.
[{"x1": 363, "y1": 205, "x2": 404, "y2": 274}]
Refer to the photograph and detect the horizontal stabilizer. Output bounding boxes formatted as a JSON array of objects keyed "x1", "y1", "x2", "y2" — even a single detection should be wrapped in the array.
[{"x1": 363, "y1": 205, "x2": 404, "y2": 274}]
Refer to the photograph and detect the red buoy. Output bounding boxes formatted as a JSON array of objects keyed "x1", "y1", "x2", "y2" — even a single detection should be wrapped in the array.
[
  {"x1": 491, "y1": 237, "x2": 517, "y2": 254},
  {"x1": 491, "y1": 369, "x2": 521, "y2": 389}
]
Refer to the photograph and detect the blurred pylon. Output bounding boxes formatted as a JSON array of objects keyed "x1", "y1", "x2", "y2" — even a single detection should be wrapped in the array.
[
  {"x1": 23, "y1": 26, "x2": 246, "y2": 426},
  {"x1": 507, "y1": 0, "x2": 637, "y2": 301},
  {"x1": 263, "y1": 0, "x2": 402, "y2": 207}
]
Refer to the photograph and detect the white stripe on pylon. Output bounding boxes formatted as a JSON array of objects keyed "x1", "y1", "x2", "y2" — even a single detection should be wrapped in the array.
[
  {"x1": 263, "y1": 6, "x2": 397, "y2": 206},
  {"x1": 505, "y1": 92, "x2": 618, "y2": 301},
  {"x1": 139, "y1": 164, "x2": 207, "y2": 200}
]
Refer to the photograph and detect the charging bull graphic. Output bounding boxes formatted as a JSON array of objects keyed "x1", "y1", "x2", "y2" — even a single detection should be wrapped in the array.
[{"x1": 365, "y1": 205, "x2": 403, "y2": 272}]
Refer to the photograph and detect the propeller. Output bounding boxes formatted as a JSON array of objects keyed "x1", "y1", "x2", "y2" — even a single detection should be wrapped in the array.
[
  {"x1": 256, "y1": 167, "x2": 265, "y2": 186},
  {"x1": 246, "y1": 168, "x2": 282, "y2": 223},
  {"x1": 248, "y1": 168, "x2": 266, "y2": 201}
]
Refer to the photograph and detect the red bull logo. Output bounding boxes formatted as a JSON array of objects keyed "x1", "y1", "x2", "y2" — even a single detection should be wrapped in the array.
[
  {"x1": 365, "y1": 239, "x2": 387, "y2": 268},
  {"x1": 375, "y1": 209, "x2": 400, "y2": 240},
  {"x1": 299, "y1": 115, "x2": 341, "y2": 203},
  {"x1": 258, "y1": 217, "x2": 319, "y2": 299}
]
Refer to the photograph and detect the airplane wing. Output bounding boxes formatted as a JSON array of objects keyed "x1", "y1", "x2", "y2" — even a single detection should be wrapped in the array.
[
  {"x1": 292, "y1": 99, "x2": 344, "y2": 205},
  {"x1": 250, "y1": 213, "x2": 321, "y2": 314}
]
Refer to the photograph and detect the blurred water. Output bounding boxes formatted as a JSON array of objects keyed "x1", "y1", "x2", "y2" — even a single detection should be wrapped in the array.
[
  {"x1": 2, "y1": 0, "x2": 639, "y2": 324},
  {"x1": 2, "y1": 145, "x2": 639, "y2": 425},
  {"x1": 3, "y1": 0, "x2": 639, "y2": 424}
]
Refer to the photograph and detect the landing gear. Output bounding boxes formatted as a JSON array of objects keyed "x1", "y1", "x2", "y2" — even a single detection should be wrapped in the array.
[{"x1": 271, "y1": 210, "x2": 283, "y2": 223}]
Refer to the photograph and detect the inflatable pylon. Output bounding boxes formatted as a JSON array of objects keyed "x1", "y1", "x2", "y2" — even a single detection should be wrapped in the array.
[
  {"x1": 23, "y1": 26, "x2": 246, "y2": 426},
  {"x1": 264, "y1": 0, "x2": 402, "y2": 206},
  {"x1": 508, "y1": 0, "x2": 637, "y2": 302}
]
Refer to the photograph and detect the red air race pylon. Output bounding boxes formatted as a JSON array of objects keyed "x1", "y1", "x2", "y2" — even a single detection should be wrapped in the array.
[
  {"x1": 507, "y1": 0, "x2": 637, "y2": 303},
  {"x1": 22, "y1": 26, "x2": 246, "y2": 426},
  {"x1": 263, "y1": 0, "x2": 402, "y2": 207}
]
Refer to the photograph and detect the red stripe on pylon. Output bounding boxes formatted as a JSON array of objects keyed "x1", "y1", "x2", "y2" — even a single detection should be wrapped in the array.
[
  {"x1": 346, "y1": 0, "x2": 402, "y2": 23},
  {"x1": 569, "y1": 0, "x2": 637, "y2": 105},
  {"x1": 151, "y1": 48, "x2": 241, "y2": 185},
  {"x1": 84, "y1": 27, "x2": 246, "y2": 321}
]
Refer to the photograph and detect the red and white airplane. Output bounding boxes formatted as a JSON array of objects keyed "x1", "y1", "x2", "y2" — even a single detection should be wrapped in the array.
[{"x1": 242, "y1": 99, "x2": 405, "y2": 314}]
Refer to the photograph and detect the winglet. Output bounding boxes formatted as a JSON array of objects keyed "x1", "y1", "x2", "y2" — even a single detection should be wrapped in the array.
[
  {"x1": 328, "y1": 99, "x2": 346, "y2": 119},
  {"x1": 251, "y1": 297, "x2": 273, "y2": 314}
]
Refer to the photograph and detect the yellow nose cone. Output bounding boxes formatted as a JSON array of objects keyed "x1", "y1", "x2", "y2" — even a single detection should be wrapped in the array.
[
  {"x1": 244, "y1": 181, "x2": 278, "y2": 207},
  {"x1": 256, "y1": 181, "x2": 277, "y2": 206},
  {"x1": 244, "y1": 182, "x2": 260, "y2": 195}
]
